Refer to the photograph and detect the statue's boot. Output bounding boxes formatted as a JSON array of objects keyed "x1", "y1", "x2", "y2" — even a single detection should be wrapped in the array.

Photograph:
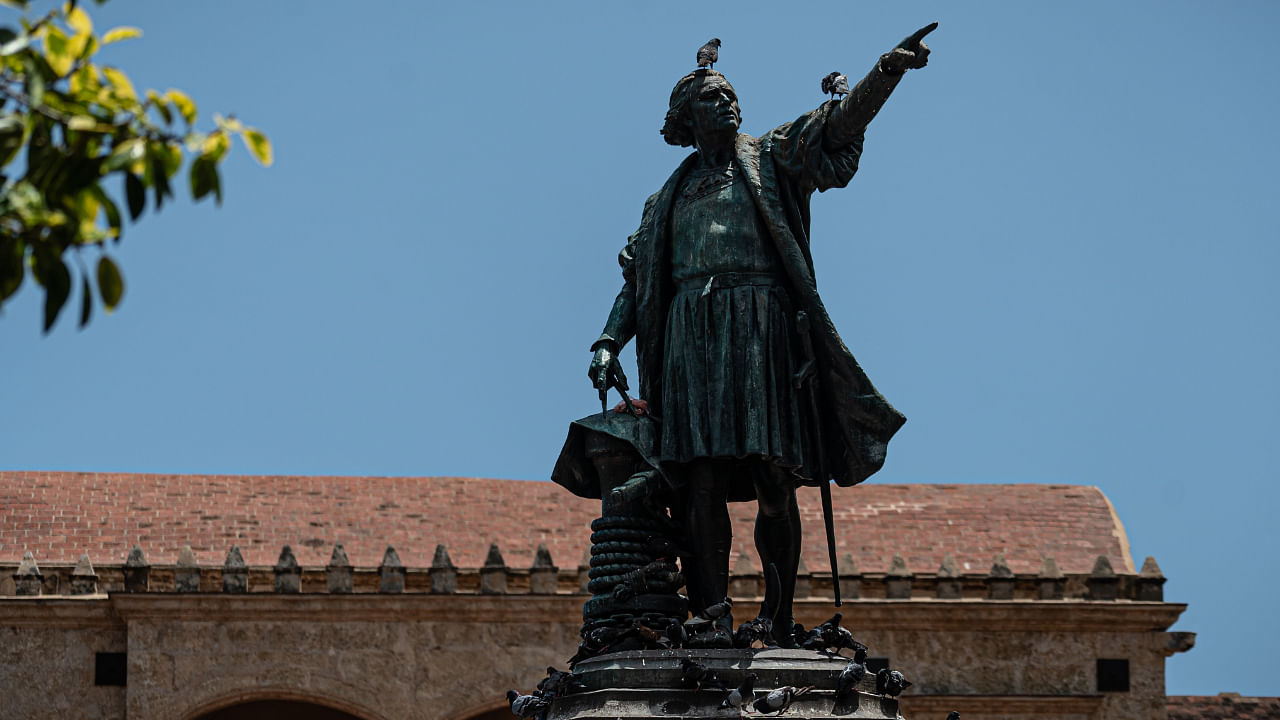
[
  {"x1": 685, "y1": 461, "x2": 733, "y2": 648},
  {"x1": 754, "y1": 465, "x2": 802, "y2": 648},
  {"x1": 755, "y1": 512, "x2": 799, "y2": 647}
]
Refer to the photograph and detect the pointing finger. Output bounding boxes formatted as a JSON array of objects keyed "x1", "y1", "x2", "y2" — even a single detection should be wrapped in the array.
[{"x1": 902, "y1": 21, "x2": 939, "y2": 47}]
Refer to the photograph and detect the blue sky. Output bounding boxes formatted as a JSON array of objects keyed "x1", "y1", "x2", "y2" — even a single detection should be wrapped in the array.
[{"x1": 2, "y1": 0, "x2": 1277, "y2": 696}]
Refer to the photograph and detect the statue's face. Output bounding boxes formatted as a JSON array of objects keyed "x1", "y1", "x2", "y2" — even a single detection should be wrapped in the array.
[{"x1": 686, "y1": 77, "x2": 740, "y2": 140}]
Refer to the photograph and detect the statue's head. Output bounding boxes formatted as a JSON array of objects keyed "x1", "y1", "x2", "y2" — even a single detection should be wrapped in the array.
[{"x1": 661, "y1": 69, "x2": 740, "y2": 148}]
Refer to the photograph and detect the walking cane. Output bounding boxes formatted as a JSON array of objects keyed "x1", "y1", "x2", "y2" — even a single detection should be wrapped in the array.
[{"x1": 794, "y1": 311, "x2": 842, "y2": 606}]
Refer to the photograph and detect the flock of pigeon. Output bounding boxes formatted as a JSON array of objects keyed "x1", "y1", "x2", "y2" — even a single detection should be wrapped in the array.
[
  {"x1": 507, "y1": 612, "x2": 959, "y2": 719},
  {"x1": 696, "y1": 37, "x2": 853, "y2": 103}
]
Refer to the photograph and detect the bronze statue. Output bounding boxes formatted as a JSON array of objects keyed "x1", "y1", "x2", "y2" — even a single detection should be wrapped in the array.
[{"x1": 585, "y1": 24, "x2": 933, "y2": 648}]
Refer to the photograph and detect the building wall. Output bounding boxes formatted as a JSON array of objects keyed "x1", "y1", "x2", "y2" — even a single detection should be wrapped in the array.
[
  {"x1": 123, "y1": 600, "x2": 579, "y2": 720},
  {"x1": 0, "y1": 602, "x2": 127, "y2": 720},
  {"x1": 0, "y1": 591, "x2": 1187, "y2": 720}
]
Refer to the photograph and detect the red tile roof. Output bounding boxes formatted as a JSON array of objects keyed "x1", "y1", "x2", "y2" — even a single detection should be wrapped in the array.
[
  {"x1": 0, "y1": 472, "x2": 1131, "y2": 573},
  {"x1": 1168, "y1": 695, "x2": 1280, "y2": 720}
]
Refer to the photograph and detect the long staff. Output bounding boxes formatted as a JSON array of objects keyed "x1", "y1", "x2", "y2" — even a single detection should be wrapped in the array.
[{"x1": 794, "y1": 311, "x2": 841, "y2": 606}]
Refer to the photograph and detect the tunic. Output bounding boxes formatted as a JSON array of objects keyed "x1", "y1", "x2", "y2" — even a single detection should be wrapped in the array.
[{"x1": 661, "y1": 161, "x2": 808, "y2": 470}]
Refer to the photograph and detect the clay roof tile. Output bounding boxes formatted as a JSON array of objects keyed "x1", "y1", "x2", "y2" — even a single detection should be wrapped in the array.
[{"x1": 0, "y1": 472, "x2": 1132, "y2": 573}]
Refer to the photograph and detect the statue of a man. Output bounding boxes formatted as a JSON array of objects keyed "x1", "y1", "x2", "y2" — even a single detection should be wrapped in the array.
[{"x1": 589, "y1": 25, "x2": 933, "y2": 646}]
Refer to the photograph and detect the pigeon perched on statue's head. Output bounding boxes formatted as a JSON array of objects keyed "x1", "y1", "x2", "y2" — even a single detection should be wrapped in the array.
[{"x1": 697, "y1": 38, "x2": 721, "y2": 68}]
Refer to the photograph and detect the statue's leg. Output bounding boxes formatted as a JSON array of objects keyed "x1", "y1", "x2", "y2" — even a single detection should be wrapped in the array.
[
  {"x1": 665, "y1": 477, "x2": 699, "y2": 611},
  {"x1": 753, "y1": 462, "x2": 801, "y2": 646},
  {"x1": 685, "y1": 459, "x2": 732, "y2": 623}
]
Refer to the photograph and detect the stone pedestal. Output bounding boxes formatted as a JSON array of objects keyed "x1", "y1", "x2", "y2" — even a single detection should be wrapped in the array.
[{"x1": 551, "y1": 649, "x2": 902, "y2": 720}]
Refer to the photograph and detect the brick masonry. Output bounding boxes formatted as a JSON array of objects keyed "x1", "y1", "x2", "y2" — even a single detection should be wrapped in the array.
[{"x1": 0, "y1": 472, "x2": 1131, "y2": 574}]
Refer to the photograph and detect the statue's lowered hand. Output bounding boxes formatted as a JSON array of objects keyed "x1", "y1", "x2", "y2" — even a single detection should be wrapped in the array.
[
  {"x1": 589, "y1": 343, "x2": 628, "y2": 392},
  {"x1": 589, "y1": 345, "x2": 613, "y2": 390}
]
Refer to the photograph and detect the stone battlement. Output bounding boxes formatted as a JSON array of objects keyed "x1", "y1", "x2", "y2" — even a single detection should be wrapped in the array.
[{"x1": 3, "y1": 542, "x2": 1167, "y2": 602}]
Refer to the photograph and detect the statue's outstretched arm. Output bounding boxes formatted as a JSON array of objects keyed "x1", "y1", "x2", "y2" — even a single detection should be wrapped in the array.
[{"x1": 825, "y1": 22, "x2": 936, "y2": 149}]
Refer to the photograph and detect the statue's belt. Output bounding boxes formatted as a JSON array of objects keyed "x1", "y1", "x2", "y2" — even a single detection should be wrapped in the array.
[{"x1": 676, "y1": 272, "x2": 782, "y2": 295}]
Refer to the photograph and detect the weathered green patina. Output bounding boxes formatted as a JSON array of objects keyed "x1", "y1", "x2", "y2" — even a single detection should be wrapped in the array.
[{"x1": 578, "y1": 25, "x2": 935, "y2": 648}]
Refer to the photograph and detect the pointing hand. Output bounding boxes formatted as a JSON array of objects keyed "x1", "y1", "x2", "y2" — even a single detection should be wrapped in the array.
[{"x1": 883, "y1": 21, "x2": 938, "y2": 72}]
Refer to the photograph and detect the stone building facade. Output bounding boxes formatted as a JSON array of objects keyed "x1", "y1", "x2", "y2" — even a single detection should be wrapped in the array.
[{"x1": 1, "y1": 473, "x2": 1197, "y2": 719}]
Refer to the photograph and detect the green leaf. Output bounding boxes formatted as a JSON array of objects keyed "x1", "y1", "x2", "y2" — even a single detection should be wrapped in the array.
[
  {"x1": 66, "y1": 115, "x2": 112, "y2": 133},
  {"x1": 0, "y1": 113, "x2": 23, "y2": 166},
  {"x1": 0, "y1": 235, "x2": 23, "y2": 302},
  {"x1": 100, "y1": 65, "x2": 136, "y2": 104},
  {"x1": 149, "y1": 151, "x2": 170, "y2": 210},
  {"x1": 165, "y1": 88, "x2": 195, "y2": 124},
  {"x1": 8, "y1": 179, "x2": 44, "y2": 224},
  {"x1": 100, "y1": 26, "x2": 140, "y2": 45},
  {"x1": 33, "y1": 246, "x2": 72, "y2": 332},
  {"x1": 96, "y1": 253, "x2": 122, "y2": 310},
  {"x1": 79, "y1": 271, "x2": 91, "y2": 327},
  {"x1": 189, "y1": 153, "x2": 215, "y2": 201},
  {"x1": 202, "y1": 130, "x2": 229, "y2": 162},
  {"x1": 209, "y1": 164, "x2": 221, "y2": 204},
  {"x1": 41, "y1": 90, "x2": 91, "y2": 119},
  {"x1": 44, "y1": 26, "x2": 73, "y2": 77},
  {"x1": 123, "y1": 171, "x2": 144, "y2": 220},
  {"x1": 25, "y1": 55, "x2": 45, "y2": 107},
  {"x1": 74, "y1": 33, "x2": 95, "y2": 62},
  {"x1": 104, "y1": 137, "x2": 144, "y2": 173},
  {"x1": 64, "y1": 5, "x2": 92, "y2": 60},
  {"x1": 70, "y1": 186, "x2": 100, "y2": 236},
  {"x1": 88, "y1": 183, "x2": 120, "y2": 239},
  {"x1": 69, "y1": 61, "x2": 99, "y2": 97},
  {"x1": 242, "y1": 128, "x2": 272, "y2": 167},
  {"x1": 65, "y1": 6, "x2": 93, "y2": 37},
  {"x1": 149, "y1": 140, "x2": 181, "y2": 178},
  {"x1": 146, "y1": 89, "x2": 171, "y2": 124}
]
